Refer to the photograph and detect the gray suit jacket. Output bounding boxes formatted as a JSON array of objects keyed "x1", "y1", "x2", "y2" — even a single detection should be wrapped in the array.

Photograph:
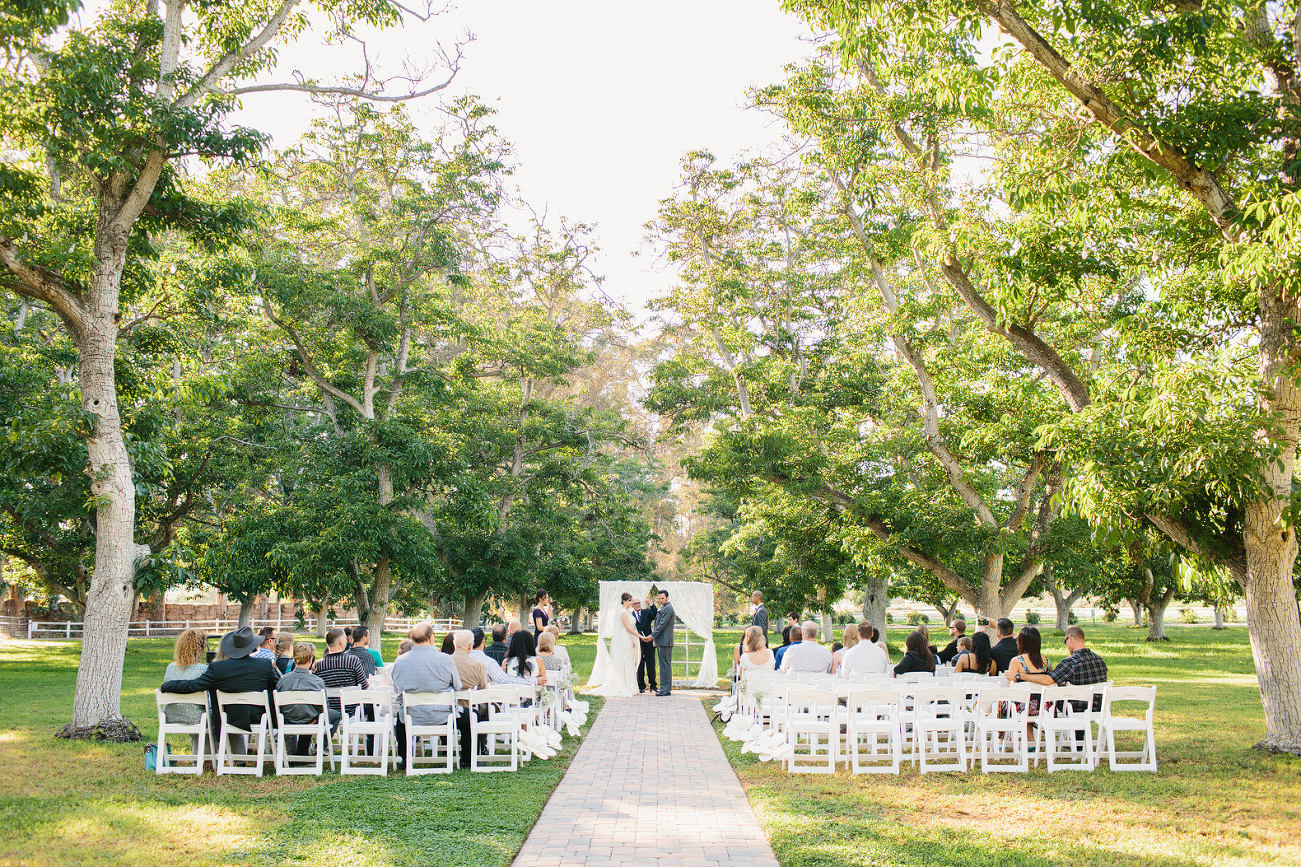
[{"x1": 652, "y1": 601, "x2": 675, "y2": 647}]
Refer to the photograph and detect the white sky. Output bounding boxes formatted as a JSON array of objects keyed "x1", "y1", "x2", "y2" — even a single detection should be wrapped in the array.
[{"x1": 227, "y1": 1, "x2": 816, "y2": 315}]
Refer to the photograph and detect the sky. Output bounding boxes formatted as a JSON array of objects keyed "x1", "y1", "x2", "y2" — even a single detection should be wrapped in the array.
[{"x1": 226, "y1": 1, "x2": 817, "y2": 315}]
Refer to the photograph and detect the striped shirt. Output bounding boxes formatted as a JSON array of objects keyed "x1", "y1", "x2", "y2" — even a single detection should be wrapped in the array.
[{"x1": 312, "y1": 651, "x2": 368, "y2": 711}]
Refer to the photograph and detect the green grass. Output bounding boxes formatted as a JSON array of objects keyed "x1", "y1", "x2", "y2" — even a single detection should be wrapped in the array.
[
  {"x1": 0, "y1": 632, "x2": 601, "y2": 867},
  {"x1": 710, "y1": 622, "x2": 1301, "y2": 867}
]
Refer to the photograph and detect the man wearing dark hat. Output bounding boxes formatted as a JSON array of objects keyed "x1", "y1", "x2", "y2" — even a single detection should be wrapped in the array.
[{"x1": 160, "y1": 625, "x2": 280, "y2": 757}]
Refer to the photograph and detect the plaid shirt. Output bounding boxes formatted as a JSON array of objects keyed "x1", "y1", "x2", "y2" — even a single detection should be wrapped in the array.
[
  {"x1": 312, "y1": 651, "x2": 368, "y2": 712},
  {"x1": 1049, "y1": 648, "x2": 1108, "y2": 686}
]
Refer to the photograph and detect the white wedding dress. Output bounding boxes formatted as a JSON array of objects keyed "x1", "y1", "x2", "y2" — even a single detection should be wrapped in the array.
[{"x1": 591, "y1": 607, "x2": 640, "y2": 697}]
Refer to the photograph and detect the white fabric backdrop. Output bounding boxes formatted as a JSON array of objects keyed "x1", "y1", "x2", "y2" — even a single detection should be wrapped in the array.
[{"x1": 585, "y1": 581, "x2": 717, "y2": 689}]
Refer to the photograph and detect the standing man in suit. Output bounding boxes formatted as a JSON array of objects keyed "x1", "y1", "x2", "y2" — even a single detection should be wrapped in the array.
[
  {"x1": 160, "y1": 625, "x2": 280, "y2": 755},
  {"x1": 750, "y1": 591, "x2": 769, "y2": 645},
  {"x1": 651, "y1": 589, "x2": 675, "y2": 696},
  {"x1": 633, "y1": 597, "x2": 658, "y2": 694}
]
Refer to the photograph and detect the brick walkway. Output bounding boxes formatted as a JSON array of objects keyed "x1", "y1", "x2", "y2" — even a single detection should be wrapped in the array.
[{"x1": 511, "y1": 693, "x2": 781, "y2": 867}]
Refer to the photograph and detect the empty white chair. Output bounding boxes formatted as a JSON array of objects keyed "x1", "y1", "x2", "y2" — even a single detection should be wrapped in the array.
[
  {"x1": 273, "y1": 689, "x2": 332, "y2": 775},
  {"x1": 1099, "y1": 685, "x2": 1157, "y2": 772},
  {"x1": 784, "y1": 687, "x2": 839, "y2": 773},
  {"x1": 467, "y1": 687, "x2": 524, "y2": 772},
  {"x1": 155, "y1": 690, "x2": 209, "y2": 775},
  {"x1": 972, "y1": 686, "x2": 1031, "y2": 773},
  {"x1": 845, "y1": 687, "x2": 902, "y2": 774},
  {"x1": 339, "y1": 687, "x2": 393, "y2": 775},
  {"x1": 403, "y1": 690, "x2": 459, "y2": 775},
  {"x1": 1037, "y1": 684, "x2": 1100, "y2": 771},
  {"x1": 913, "y1": 685, "x2": 967, "y2": 773},
  {"x1": 214, "y1": 690, "x2": 273, "y2": 776},
  {"x1": 900, "y1": 671, "x2": 935, "y2": 683}
]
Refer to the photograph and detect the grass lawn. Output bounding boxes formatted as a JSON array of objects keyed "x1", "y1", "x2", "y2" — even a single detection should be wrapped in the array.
[
  {"x1": 0, "y1": 632, "x2": 602, "y2": 867},
  {"x1": 711, "y1": 622, "x2": 1301, "y2": 867}
]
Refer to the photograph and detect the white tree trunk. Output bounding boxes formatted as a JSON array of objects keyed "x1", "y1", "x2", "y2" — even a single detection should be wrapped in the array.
[
  {"x1": 1126, "y1": 598, "x2": 1143, "y2": 626},
  {"x1": 1243, "y1": 503, "x2": 1301, "y2": 752},
  {"x1": 1214, "y1": 606, "x2": 1227, "y2": 630},
  {"x1": 237, "y1": 599, "x2": 254, "y2": 628},
  {"x1": 314, "y1": 599, "x2": 330, "y2": 638},
  {"x1": 820, "y1": 611, "x2": 834, "y2": 644},
  {"x1": 70, "y1": 298, "x2": 135, "y2": 727},
  {"x1": 461, "y1": 590, "x2": 487, "y2": 629},
  {"x1": 569, "y1": 606, "x2": 584, "y2": 634},
  {"x1": 1145, "y1": 596, "x2": 1172, "y2": 641}
]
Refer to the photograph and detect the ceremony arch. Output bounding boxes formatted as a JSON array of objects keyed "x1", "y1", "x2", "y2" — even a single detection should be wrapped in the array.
[{"x1": 585, "y1": 580, "x2": 717, "y2": 689}]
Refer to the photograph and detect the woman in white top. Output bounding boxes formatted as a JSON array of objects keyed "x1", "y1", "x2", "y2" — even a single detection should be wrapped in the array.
[
  {"x1": 502, "y1": 629, "x2": 547, "y2": 685},
  {"x1": 736, "y1": 625, "x2": 775, "y2": 677}
]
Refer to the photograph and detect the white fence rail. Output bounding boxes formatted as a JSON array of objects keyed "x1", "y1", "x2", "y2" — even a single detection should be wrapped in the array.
[{"x1": 26, "y1": 616, "x2": 464, "y2": 640}]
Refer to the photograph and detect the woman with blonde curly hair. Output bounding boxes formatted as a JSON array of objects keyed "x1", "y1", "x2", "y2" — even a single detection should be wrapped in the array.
[{"x1": 163, "y1": 628, "x2": 209, "y2": 754}]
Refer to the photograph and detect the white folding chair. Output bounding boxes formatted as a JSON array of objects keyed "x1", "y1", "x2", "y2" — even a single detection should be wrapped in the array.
[
  {"x1": 339, "y1": 687, "x2": 393, "y2": 775},
  {"x1": 273, "y1": 690, "x2": 332, "y2": 775},
  {"x1": 784, "y1": 687, "x2": 839, "y2": 773},
  {"x1": 467, "y1": 687, "x2": 523, "y2": 772},
  {"x1": 1038, "y1": 684, "x2": 1100, "y2": 771},
  {"x1": 155, "y1": 691, "x2": 209, "y2": 775},
  {"x1": 913, "y1": 685, "x2": 968, "y2": 772},
  {"x1": 214, "y1": 690, "x2": 273, "y2": 776},
  {"x1": 900, "y1": 671, "x2": 935, "y2": 683},
  {"x1": 972, "y1": 686, "x2": 1031, "y2": 773},
  {"x1": 1099, "y1": 685, "x2": 1157, "y2": 772},
  {"x1": 403, "y1": 690, "x2": 459, "y2": 775},
  {"x1": 845, "y1": 687, "x2": 902, "y2": 774}
]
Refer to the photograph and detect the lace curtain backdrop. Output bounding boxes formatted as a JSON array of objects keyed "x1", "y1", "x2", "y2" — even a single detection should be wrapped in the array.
[{"x1": 585, "y1": 581, "x2": 717, "y2": 690}]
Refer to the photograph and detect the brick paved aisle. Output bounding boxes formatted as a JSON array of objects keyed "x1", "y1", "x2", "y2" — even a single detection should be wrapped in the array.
[{"x1": 511, "y1": 693, "x2": 781, "y2": 867}]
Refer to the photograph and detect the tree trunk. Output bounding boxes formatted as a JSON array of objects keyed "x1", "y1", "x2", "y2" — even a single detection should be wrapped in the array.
[
  {"x1": 70, "y1": 299, "x2": 136, "y2": 728},
  {"x1": 237, "y1": 599, "x2": 254, "y2": 629},
  {"x1": 1214, "y1": 606, "x2": 1227, "y2": 630},
  {"x1": 1125, "y1": 598, "x2": 1143, "y2": 626},
  {"x1": 1042, "y1": 566, "x2": 1083, "y2": 633},
  {"x1": 820, "y1": 611, "x2": 834, "y2": 643},
  {"x1": 569, "y1": 607, "x2": 584, "y2": 634},
  {"x1": 461, "y1": 590, "x2": 487, "y2": 629},
  {"x1": 314, "y1": 597, "x2": 330, "y2": 638},
  {"x1": 1145, "y1": 590, "x2": 1173, "y2": 642},
  {"x1": 860, "y1": 575, "x2": 888, "y2": 635}
]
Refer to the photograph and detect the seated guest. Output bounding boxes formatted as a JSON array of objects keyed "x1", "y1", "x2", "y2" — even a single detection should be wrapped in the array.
[
  {"x1": 950, "y1": 635, "x2": 973, "y2": 667},
  {"x1": 830, "y1": 624, "x2": 858, "y2": 675},
  {"x1": 344, "y1": 626, "x2": 354, "y2": 647},
  {"x1": 357, "y1": 625, "x2": 384, "y2": 668},
  {"x1": 346, "y1": 625, "x2": 379, "y2": 677},
  {"x1": 736, "y1": 625, "x2": 774, "y2": 678},
  {"x1": 312, "y1": 627, "x2": 367, "y2": 716},
  {"x1": 841, "y1": 621, "x2": 890, "y2": 677},
  {"x1": 441, "y1": 633, "x2": 456, "y2": 654},
  {"x1": 543, "y1": 624, "x2": 572, "y2": 670},
  {"x1": 893, "y1": 630, "x2": 936, "y2": 676},
  {"x1": 917, "y1": 624, "x2": 939, "y2": 661},
  {"x1": 506, "y1": 619, "x2": 522, "y2": 640},
  {"x1": 954, "y1": 631, "x2": 996, "y2": 675},
  {"x1": 502, "y1": 629, "x2": 546, "y2": 685},
  {"x1": 470, "y1": 627, "x2": 529, "y2": 685},
  {"x1": 484, "y1": 625, "x2": 510, "y2": 663},
  {"x1": 251, "y1": 627, "x2": 277, "y2": 660},
  {"x1": 1019, "y1": 625, "x2": 1107, "y2": 693},
  {"x1": 396, "y1": 638, "x2": 415, "y2": 657},
  {"x1": 536, "y1": 631, "x2": 570, "y2": 681},
  {"x1": 162, "y1": 628, "x2": 208, "y2": 755},
  {"x1": 938, "y1": 619, "x2": 967, "y2": 664},
  {"x1": 276, "y1": 641, "x2": 337, "y2": 755},
  {"x1": 160, "y1": 626, "x2": 279, "y2": 755},
  {"x1": 780, "y1": 621, "x2": 834, "y2": 674},
  {"x1": 450, "y1": 629, "x2": 488, "y2": 695},
  {"x1": 1004, "y1": 625, "x2": 1052, "y2": 740},
  {"x1": 990, "y1": 617, "x2": 1019, "y2": 673},
  {"x1": 773, "y1": 625, "x2": 798, "y2": 669},
  {"x1": 274, "y1": 634, "x2": 295, "y2": 674},
  {"x1": 389, "y1": 621, "x2": 468, "y2": 769}
]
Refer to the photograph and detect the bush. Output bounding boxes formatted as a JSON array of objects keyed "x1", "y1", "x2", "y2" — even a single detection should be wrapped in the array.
[
  {"x1": 1180, "y1": 608, "x2": 1199, "y2": 624},
  {"x1": 1067, "y1": 610, "x2": 1078, "y2": 625},
  {"x1": 886, "y1": 612, "x2": 895, "y2": 624},
  {"x1": 1102, "y1": 607, "x2": 1118, "y2": 623},
  {"x1": 905, "y1": 611, "x2": 929, "y2": 626},
  {"x1": 1025, "y1": 610, "x2": 1042, "y2": 625}
]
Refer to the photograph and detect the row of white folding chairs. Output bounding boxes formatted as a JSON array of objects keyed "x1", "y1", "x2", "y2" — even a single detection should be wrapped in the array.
[
  {"x1": 737, "y1": 677, "x2": 1156, "y2": 775},
  {"x1": 156, "y1": 684, "x2": 545, "y2": 776}
]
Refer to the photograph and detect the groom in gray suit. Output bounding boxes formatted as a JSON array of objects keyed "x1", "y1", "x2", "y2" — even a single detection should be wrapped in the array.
[{"x1": 652, "y1": 589, "x2": 674, "y2": 696}]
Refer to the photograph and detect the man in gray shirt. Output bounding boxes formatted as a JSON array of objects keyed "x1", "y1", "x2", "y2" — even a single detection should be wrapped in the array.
[
  {"x1": 390, "y1": 621, "x2": 467, "y2": 768},
  {"x1": 276, "y1": 642, "x2": 336, "y2": 755}
]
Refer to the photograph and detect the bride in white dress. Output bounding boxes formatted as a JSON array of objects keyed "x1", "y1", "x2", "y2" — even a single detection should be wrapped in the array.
[{"x1": 590, "y1": 592, "x2": 641, "y2": 697}]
